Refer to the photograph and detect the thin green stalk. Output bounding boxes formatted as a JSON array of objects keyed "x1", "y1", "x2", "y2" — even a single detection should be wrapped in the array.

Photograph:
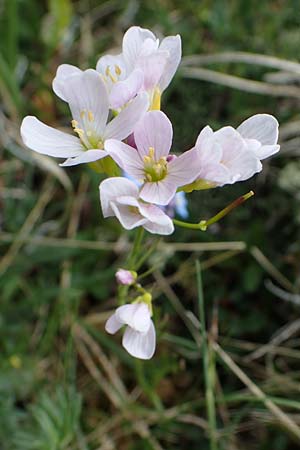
[
  {"x1": 128, "y1": 227, "x2": 145, "y2": 270},
  {"x1": 173, "y1": 191, "x2": 254, "y2": 231},
  {"x1": 196, "y1": 260, "x2": 218, "y2": 450}
]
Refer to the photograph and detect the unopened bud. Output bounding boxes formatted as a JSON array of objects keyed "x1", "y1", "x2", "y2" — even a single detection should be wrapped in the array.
[{"x1": 115, "y1": 269, "x2": 137, "y2": 286}]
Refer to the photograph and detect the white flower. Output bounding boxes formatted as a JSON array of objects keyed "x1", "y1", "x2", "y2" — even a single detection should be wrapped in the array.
[
  {"x1": 105, "y1": 303, "x2": 156, "y2": 360},
  {"x1": 96, "y1": 26, "x2": 181, "y2": 109},
  {"x1": 99, "y1": 177, "x2": 174, "y2": 235},
  {"x1": 193, "y1": 114, "x2": 280, "y2": 187},
  {"x1": 21, "y1": 69, "x2": 149, "y2": 167}
]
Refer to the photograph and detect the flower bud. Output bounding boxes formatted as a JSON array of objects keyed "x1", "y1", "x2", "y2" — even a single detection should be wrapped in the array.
[{"x1": 115, "y1": 268, "x2": 137, "y2": 286}]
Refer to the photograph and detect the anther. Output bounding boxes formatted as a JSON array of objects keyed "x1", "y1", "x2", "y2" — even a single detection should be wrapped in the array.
[
  {"x1": 115, "y1": 65, "x2": 122, "y2": 76},
  {"x1": 87, "y1": 111, "x2": 94, "y2": 122}
]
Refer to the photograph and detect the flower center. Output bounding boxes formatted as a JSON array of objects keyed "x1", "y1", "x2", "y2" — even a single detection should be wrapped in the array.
[
  {"x1": 103, "y1": 65, "x2": 122, "y2": 84},
  {"x1": 143, "y1": 147, "x2": 168, "y2": 182},
  {"x1": 71, "y1": 109, "x2": 103, "y2": 149}
]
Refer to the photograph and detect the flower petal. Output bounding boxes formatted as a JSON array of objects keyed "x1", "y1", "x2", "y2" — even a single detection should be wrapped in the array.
[
  {"x1": 167, "y1": 147, "x2": 202, "y2": 186},
  {"x1": 111, "y1": 202, "x2": 147, "y2": 230},
  {"x1": 105, "y1": 140, "x2": 145, "y2": 180},
  {"x1": 20, "y1": 116, "x2": 83, "y2": 158},
  {"x1": 134, "y1": 111, "x2": 173, "y2": 159},
  {"x1": 122, "y1": 320, "x2": 156, "y2": 360},
  {"x1": 52, "y1": 64, "x2": 82, "y2": 101},
  {"x1": 109, "y1": 69, "x2": 144, "y2": 109},
  {"x1": 116, "y1": 303, "x2": 151, "y2": 332},
  {"x1": 138, "y1": 203, "x2": 174, "y2": 235},
  {"x1": 105, "y1": 313, "x2": 123, "y2": 334},
  {"x1": 195, "y1": 125, "x2": 214, "y2": 148},
  {"x1": 136, "y1": 51, "x2": 168, "y2": 91},
  {"x1": 237, "y1": 114, "x2": 279, "y2": 146},
  {"x1": 140, "y1": 179, "x2": 177, "y2": 206},
  {"x1": 60, "y1": 149, "x2": 107, "y2": 167},
  {"x1": 122, "y1": 26, "x2": 156, "y2": 69},
  {"x1": 99, "y1": 177, "x2": 139, "y2": 217},
  {"x1": 104, "y1": 93, "x2": 149, "y2": 141},
  {"x1": 61, "y1": 69, "x2": 109, "y2": 137},
  {"x1": 158, "y1": 35, "x2": 182, "y2": 91}
]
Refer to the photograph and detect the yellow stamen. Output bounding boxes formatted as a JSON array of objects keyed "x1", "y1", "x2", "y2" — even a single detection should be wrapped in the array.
[
  {"x1": 74, "y1": 127, "x2": 84, "y2": 137},
  {"x1": 87, "y1": 110, "x2": 94, "y2": 122},
  {"x1": 105, "y1": 66, "x2": 117, "y2": 83},
  {"x1": 150, "y1": 87, "x2": 161, "y2": 111},
  {"x1": 148, "y1": 147, "x2": 155, "y2": 158},
  {"x1": 80, "y1": 109, "x2": 86, "y2": 119},
  {"x1": 71, "y1": 119, "x2": 78, "y2": 128},
  {"x1": 115, "y1": 65, "x2": 122, "y2": 76}
]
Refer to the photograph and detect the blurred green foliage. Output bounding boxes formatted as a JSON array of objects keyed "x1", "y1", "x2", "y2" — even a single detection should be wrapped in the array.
[{"x1": 1, "y1": 0, "x2": 300, "y2": 449}]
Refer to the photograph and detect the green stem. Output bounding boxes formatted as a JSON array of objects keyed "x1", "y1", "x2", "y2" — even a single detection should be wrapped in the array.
[
  {"x1": 173, "y1": 190, "x2": 254, "y2": 231},
  {"x1": 196, "y1": 260, "x2": 218, "y2": 450},
  {"x1": 128, "y1": 227, "x2": 145, "y2": 270}
]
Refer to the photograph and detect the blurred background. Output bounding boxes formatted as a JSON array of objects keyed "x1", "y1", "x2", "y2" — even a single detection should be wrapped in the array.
[{"x1": 1, "y1": 1, "x2": 300, "y2": 449}]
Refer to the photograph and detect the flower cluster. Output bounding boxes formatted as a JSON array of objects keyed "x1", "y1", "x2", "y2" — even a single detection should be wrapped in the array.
[{"x1": 20, "y1": 26, "x2": 280, "y2": 359}]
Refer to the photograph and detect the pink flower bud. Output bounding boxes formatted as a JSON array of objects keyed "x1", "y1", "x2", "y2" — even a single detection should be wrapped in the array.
[{"x1": 115, "y1": 269, "x2": 137, "y2": 285}]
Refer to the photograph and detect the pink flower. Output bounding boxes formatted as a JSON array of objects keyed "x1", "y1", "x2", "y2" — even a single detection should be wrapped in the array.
[
  {"x1": 193, "y1": 114, "x2": 280, "y2": 187},
  {"x1": 99, "y1": 177, "x2": 174, "y2": 235},
  {"x1": 21, "y1": 69, "x2": 149, "y2": 167},
  {"x1": 105, "y1": 302, "x2": 156, "y2": 360},
  {"x1": 105, "y1": 111, "x2": 201, "y2": 205},
  {"x1": 116, "y1": 269, "x2": 137, "y2": 286}
]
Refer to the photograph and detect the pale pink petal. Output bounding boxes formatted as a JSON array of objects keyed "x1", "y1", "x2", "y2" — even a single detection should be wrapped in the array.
[
  {"x1": 105, "y1": 140, "x2": 145, "y2": 180},
  {"x1": 199, "y1": 163, "x2": 230, "y2": 184},
  {"x1": 111, "y1": 202, "x2": 147, "y2": 230},
  {"x1": 122, "y1": 26, "x2": 156, "y2": 69},
  {"x1": 105, "y1": 313, "x2": 123, "y2": 334},
  {"x1": 237, "y1": 114, "x2": 279, "y2": 146},
  {"x1": 224, "y1": 149, "x2": 262, "y2": 183},
  {"x1": 138, "y1": 204, "x2": 174, "y2": 235},
  {"x1": 122, "y1": 320, "x2": 156, "y2": 359},
  {"x1": 99, "y1": 177, "x2": 139, "y2": 217},
  {"x1": 167, "y1": 147, "x2": 202, "y2": 186},
  {"x1": 158, "y1": 35, "x2": 182, "y2": 91},
  {"x1": 104, "y1": 93, "x2": 149, "y2": 141},
  {"x1": 213, "y1": 127, "x2": 248, "y2": 167},
  {"x1": 61, "y1": 69, "x2": 109, "y2": 137},
  {"x1": 140, "y1": 179, "x2": 177, "y2": 206},
  {"x1": 134, "y1": 111, "x2": 173, "y2": 159},
  {"x1": 109, "y1": 69, "x2": 144, "y2": 109},
  {"x1": 195, "y1": 125, "x2": 214, "y2": 148},
  {"x1": 20, "y1": 116, "x2": 83, "y2": 158},
  {"x1": 136, "y1": 51, "x2": 168, "y2": 91},
  {"x1": 116, "y1": 303, "x2": 151, "y2": 332},
  {"x1": 59, "y1": 149, "x2": 107, "y2": 167},
  {"x1": 257, "y1": 144, "x2": 280, "y2": 160},
  {"x1": 52, "y1": 64, "x2": 82, "y2": 101}
]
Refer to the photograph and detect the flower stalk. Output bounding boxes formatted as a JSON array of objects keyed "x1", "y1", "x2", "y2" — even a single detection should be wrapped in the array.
[{"x1": 173, "y1": 190, "x2": 254, "y2": 231}]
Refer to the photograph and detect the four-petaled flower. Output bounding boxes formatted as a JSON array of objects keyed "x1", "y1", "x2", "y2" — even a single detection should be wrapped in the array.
[
  {"x1": 100, "y1": 177, "x2": 174, "y2": 235},
  {"x1": 21, "y1": 69, "x2": 149, "y2": 167},
  {"x1": 105, "y1": 111, "x2": 201, "y2": 205},
  {"x1": 105, "y1": 302, "x2": 156, "y2": 360}
]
